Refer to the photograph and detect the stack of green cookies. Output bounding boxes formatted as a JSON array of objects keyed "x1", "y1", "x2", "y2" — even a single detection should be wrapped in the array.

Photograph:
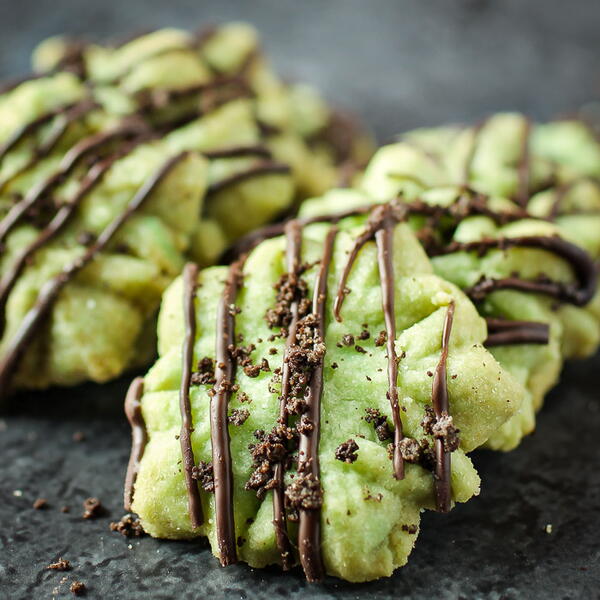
[{"x1": 1, "y1": 23, "x2": 598, "y2": 585}]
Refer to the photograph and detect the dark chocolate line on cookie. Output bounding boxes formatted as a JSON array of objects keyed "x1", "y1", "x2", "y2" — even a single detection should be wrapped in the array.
[
  {"x1": 434, "y1": 236, "x2": 597, "y2": 306},
  {"x1": 124, "y1": 376, "x2": 147, "y2": 511},
  {"x1": 431, "y1": 301, "x2": 455, "y2": 513},
  {"x1": 272, "y1": 220, "x2": 302, "y2": 571},
  {"x1": 206, "y1": 162, "x2": 290, "y2": 197},
  {"x1": 202, "y1": 145, "x2": 272, "y2": 160},
  {"x1": 0, "y1": 101, "x2": 82, "y2": 164},
  {"x1": 0, "y1": 143, "x2": 139, "y2": 336},
  {"x1": 484, "y1": 317, "x2": 550, "y2": 347},
  {"x1": 374, "y1": 209, "x2": 405, "y2": 480},
  {"x1": 0, "y1": 151, "x2": 188, "y2": 395},
  {"x1": 297, "y1": 225, "x2": 337, "y2": 582},
  {"x1": 179, "y1": 262, "x2": 204, "y2": 529},
  {"x1": 333, "y1": 204, "x2": 406, "y2": 479},
  {"x1": 211, "y1": 257, "x2": 246, "y2": 566},
  {"x1": 0, "y1": 99, "x2": 98, "y2": 191},
  {"x1": 0, "y1": 119, "x2": 148, "y2": 245}
]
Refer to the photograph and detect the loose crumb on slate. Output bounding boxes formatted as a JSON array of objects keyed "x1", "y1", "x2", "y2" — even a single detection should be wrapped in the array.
[
  {"x1": 110, "y1": 514, "x2": 145, "y2": 537},
  {"x1": 33, "y1": 498, "x2": 48, "y2": 510},
  {"x1": 47, "y1": 558, "x2": 71, "y2": 571},
  {"x1": 72, "y1": 431, "x2": 85, "y2": 442},
  {"x1": 82, "y1": 497, "x2": 104, "y2": 519},
  {"x1": 70, "y1": 581, "x2": 86, "y2": 595}
]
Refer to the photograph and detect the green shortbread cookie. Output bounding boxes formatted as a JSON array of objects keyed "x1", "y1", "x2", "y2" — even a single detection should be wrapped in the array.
[
  {"x1": 125, "y1": 201, "x2": 524, "y2": 582},
  {"x1": 357, "y1": 113, "x2": 600, "y2": 449},
  {"x1": 301, "y1": 187, "x2": 597, "y2": 450},
  {"x1": 0, "y1": 24, "x2": 373, "y2": 393}
]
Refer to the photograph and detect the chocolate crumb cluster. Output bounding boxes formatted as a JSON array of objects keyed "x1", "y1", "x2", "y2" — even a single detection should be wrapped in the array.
[
  {"x1": 109, "y1": 514, "x2": 145, "y2": 537},
  {"x1": 364, "y1": 408, "x2": 392, "y2": 441},
  {"x1": 335, "y1": 439, "x2": 359, "y2": 463},
  {"x1": 82, "y1": 497, "x2": 104, "y2": 519},
  {"x1": 191, "y1": 461, "x2": 215, "y2": 493}
]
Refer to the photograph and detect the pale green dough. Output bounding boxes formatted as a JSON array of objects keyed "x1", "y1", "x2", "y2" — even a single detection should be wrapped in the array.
[
  {"x1": 132, "y1": 213, "x2": 523, "y2": 582},
  {"x1": 301, "y1": 183, "x2": 596, "y2": 451},
  {"x1": 0, "y1": 140, "x2": 207, "y2": 390}
]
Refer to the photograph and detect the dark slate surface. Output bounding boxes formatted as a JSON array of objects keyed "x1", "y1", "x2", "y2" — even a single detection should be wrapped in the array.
[{"x1": 0, "y1": 1, "x2": 599, "y2": 598}]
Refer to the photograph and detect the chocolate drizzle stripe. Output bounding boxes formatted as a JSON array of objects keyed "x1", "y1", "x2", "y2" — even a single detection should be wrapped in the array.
[
  {"x1": 0, "y1": 100, "x2": 98, "y2": 191},
  {"x1": 0, "y1": 152, "x2": 188, "y2": 395},
  {"x1": 374, "y1": 210, "x2": 405, "y2": 480},
  {"x1": 297, "y1": 226, "x2": 337, "y2": 583},
  {"x1": 124, "y1": 376, "x2": 147, "y2": 510},
  {"x1": 0, "y1": 120, "x2": 148, "y2": 245},
  {"x1": 0, "y1": 103, "x2": 80, "y2": 163},
  {"x1": 272, "y1": 220, "x2": 302, "y2": 570},
  {"x1": 202, "y1": 145, "x2": 272, "y2": 160},
  {"x1": 211, "y1": 257, "x2": 245, "y2": 566},
  {"x1": 0, "y1": 158, "x2": 116, "y2": 336},
  {"x1": 179, "y1": 262, "x2": 204, "y2": 529},
  {"x1": 514, "y1": 118, "x2": 532, "y2": 207},
  {"x1": 206, "y1": 162, "x2": 291, "y2": 197},
  {"x1": 431, "y1": 301, "x2": 455, "y2": 513},
  {"x1": 435, "y1": 236, "x2": 597, "y2": 306},
  {"x1": 484, "y1": 317, "x2": 550, "y2": 347}
]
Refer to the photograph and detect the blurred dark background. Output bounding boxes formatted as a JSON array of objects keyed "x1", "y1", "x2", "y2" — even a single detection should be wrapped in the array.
[{"x1": 0, "y1": 0, "x2": 598, "y2": 140}]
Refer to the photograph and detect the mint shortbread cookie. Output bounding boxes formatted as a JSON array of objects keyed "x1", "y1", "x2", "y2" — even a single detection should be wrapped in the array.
[
  {"x1": 300, "y1": 188, "x2": 598, "y2": 450},
  {"x1": 32, "y1": 23, "x2": 373, "y2": 199},
  {"x1": 125, "y1": 201, "x2": 523, "y2": 582},
  {"x1": 0, "y1": 77, "x2": 208, "y2": 392}
]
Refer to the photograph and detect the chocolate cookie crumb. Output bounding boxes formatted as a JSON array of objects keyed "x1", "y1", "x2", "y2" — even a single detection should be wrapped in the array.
[
  {"x1": 431, "y1": 412, "x2": 460, "y2": 452},
  {"x1": 47, "y1": 558, "x2": 71, "y2": 571},
  {"x1": 355, "y1": 345, "x2": 367, "y2": 354},
  {"x1": 70, "y1": 581, "x2": 86, "y2": 595},
  {"x1": 243, "y1": 364, "x2": 261, "y2": 378},
  {"x1": 364, "y1": 407, "x2": 392, "y2": 441},
  {"x1": 61, "y1": 506, "x2": 70, "y2": 513},
  {"x1": 331, "y1": 362, "x2": 338, "y2": 369},
  {"x1": 33, "y1": 498, "x2": 48, "y2": 510},
  {"x1": 375, "y1": 330, "x2": 387, "y2": 346},
  {"x1": 82, "y1": 497, "x2": 104, "y2": 519},
  {"x1": 191, "y1": 461, "x2": 215, "y2": 492},
  {"x1": 191, "y1": 357, "x2": 216, "y2": 386},
  {"x1": 401, "y1": 524, "x2": 418, "y2": 534},
  {"x1": 109, "y1": 514, "x2": 145, "y2": 537},
  {"x1": 228, "y1": 408, "x2": 250, "y2": 426},
  {"x1": 237, "y1": 536, "x2": 246, "y2": 547},
  {"x1": 335, "y1": 439, "x2": 359, "y2": 463},
  {"x1": 398, "y1": 437, "x2": 422, "y2": 463},
  {"x1": 341, "y1": 334, "x2": 355, "y2": 346},
  {"x1": 72, "y1": 431, "x2": 85, "y2": 442},
  {"x1": 285, "y1": 473, "x2": 323, "y2": 510}
]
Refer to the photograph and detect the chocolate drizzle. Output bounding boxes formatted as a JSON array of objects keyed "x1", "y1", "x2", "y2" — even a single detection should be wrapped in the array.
[
  {"x1": 179, "y1": 262, "x2": 204, "y2": 529},
  {"x1": 272, "y1": 221, "x2": 302, "y2": 570},
  {"x1": 333, "y1": 204, "x2": 406, "y2": 479},
  {"x1": 0, "y1": 152, "x2": 188, "y2": 394},
  {"x1": 435, "y1": 236, "x2": 597, "y2": 306},
  {"x1": 296, "y1": 226, "x2": 337, "y2": 582},
  {"x1": 206, "y1": 162, "x2": 291, "y2": 197},
  {"x1": 211, "y1": 257, "x2": 246, "y2": 566},
  {"x1": 375, "y1": 210, "x2": 405, "y2": 480},
  {"x1": 431, "y1": 302, "x2": 455, "y2": 513},
  {"x1": 484, "y1": 317, "x2": 550, "y2": 347},
  {"x1": 0, "y1": 120, "x2": 148, "y2": 246},
  {"x1": 124, "y1": 377, "x2": 147, "y2": 510}
]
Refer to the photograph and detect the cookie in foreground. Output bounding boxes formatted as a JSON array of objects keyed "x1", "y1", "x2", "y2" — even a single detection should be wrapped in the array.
[{"x1": 124, "y1": 200, "x2": 524, "y2": 582}]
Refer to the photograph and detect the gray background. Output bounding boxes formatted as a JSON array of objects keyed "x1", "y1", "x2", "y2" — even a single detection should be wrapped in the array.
[{"x1": 0, "y1": 1, "x2": 599, "y2": 598}]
